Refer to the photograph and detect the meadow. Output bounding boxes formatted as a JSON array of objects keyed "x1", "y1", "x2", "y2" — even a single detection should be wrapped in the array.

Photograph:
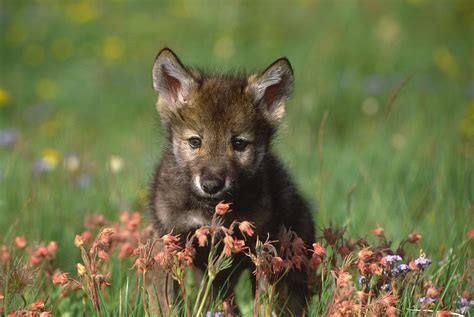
[{"x1": 0, "y1": 1, "x2": 473, "y2": 315}]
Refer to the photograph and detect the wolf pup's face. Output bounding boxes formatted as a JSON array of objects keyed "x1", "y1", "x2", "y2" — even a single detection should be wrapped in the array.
[{"x1": 152, "y1": 48, "x2": 294, "y2": 200}]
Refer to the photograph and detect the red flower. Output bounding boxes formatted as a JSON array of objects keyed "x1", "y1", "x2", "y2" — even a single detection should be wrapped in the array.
[
  {"x1": 74, "y1": 234, "x2": 84, "y2": 248},
  {"x1": 467, "y1": 229, "x2": 474, "y2": 241},
  {"x1": 30, "y1": 255, "x2": 41, "y2": 266},
  {"x1": 1, "y1": 246, "x2": 10, "y2": 263},
  {"x1": 335, "y1": 271, "x2": 352, "y2": 288},
  {"x1": 31, "y1": 300, "x2": 45, "y2": 311},
  {"x1": 408, "y1": 232, "x2": 422, "y2": 243},
  {"x1": 223, "y1": 235, "x2": 234, "y2": 256},
  {"x1": 127, "y1": 212, "x2": 142, "y2": 231},
  {"x1": 47, "y1": 241, "x2": 58, "y2": 255},
  {"x1": 292, "y1": 237, "x2": 305, "y2": 253},
  {"x1": 14, "y1": 236, "x2": 27, "y2": 249},
  {"x1": 223, "y1": 235, "x2": 245, "y2": 256},
  {"x1": 308, "y1": 256, "x2": 322, "y2": 269},
  {"x1": 52, "y1": 272, "x2": 69, "y2": 285},
  {"x1": 215, "y1": 201, "x2": 231, "y2": 215},
  {"x1": 178, "y1": 249, "x2": 194, "y2": 267},
  {"x1": 81, "y1": 231, "x2": 92, "y2": 243},
  {"x1": 134, "y1": 258, "x2": 147, "y2": 273},
  {"x1": 368, "y1": 263, "x2": 383, "y2": 275},
  {"x1": 119, "y1": 243, "x2": 134, "y2": 259},
  {"x1": 37, "y1": 246, "x2": 49, "y2": 257},
  {"x1": 98, "y1": 250, "x2": 110, "y2": 260},
  {"x1": 357, "y1": 248, "x2": 374, "y2": 262},
  {"x1": 386, "y1": 306, "x2": 397, "y2": 317},
  {"x1": 312, "y1": 243, "x2": 326, "y2": 258},
  {"x1": 371, "y1": 224, "x2": 385, "y2": 237},
  {"x1": 238, "y1": 221, "x2": 255, "y2": 238},
  {"x1": 272, "y1": 256, "x2": 284, "y2": 273},
  {"x1": 232, "y1": 239, "x2": 245, "y2": 253},
  {"x1": 162, "y1": 233, "x2": 180, "y2": 245},
  {"x1": 195, "y1": 227, "x2": 210, "y2": 247},
  {"x1": 292, "y1": 255, "x2": 303, "y2": 270}
]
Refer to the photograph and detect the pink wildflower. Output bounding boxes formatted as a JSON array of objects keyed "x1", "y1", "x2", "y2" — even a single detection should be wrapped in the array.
[
  {"x1": 31, "y1": 300, "x2": 45, "y2": 311},
  {"x1": 408, "y1": 232, "x2": 422, "y2": 243},
  {"x1": 74, "y1": 234, "x2": 84, "y2": 248},
  {"x1": 238, "y1": 221, "x2": 255, "y2": 238},
  {"x1": 292, "y1": 255, "x2": 303, "y2": 270},
  {"x1": 118, "y1": 242, "x2": 134, "y2": 259},
  {"x1": 312, "y1": 242, "x2": 325, "y2": 258},
  {"x1": 358, "y1": 248, "x2": 374, "y2": 262},
  {"x1": 195, "y1": 227, "x2": 210, "y2": 247},
  {"x1": 1, "y1": 246, "x2": 10, "y2": 263},
  {"x1": 371, "y1": 224, "x2": 385, "y2": 237},
  {"x1": 215, "y1": 201, "x2": 231, "y2": 215},
  {"x1": 52, "y1": 272, "x2": 69, "y2": 285},
  {"x1": 272, "y1": 256, "x2": 284, "y2": 273},
  {"x1": 14, "y1": 236, "x2": 27, "y2": 249}
]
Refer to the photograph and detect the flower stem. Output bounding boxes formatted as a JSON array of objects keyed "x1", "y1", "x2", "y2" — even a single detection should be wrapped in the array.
[
  {"x1": 142, "y1": 271, "x2": 148, "y2": 317},
  {"x1": 196, "y1": 275, "x2": 214, "y2": 317}
]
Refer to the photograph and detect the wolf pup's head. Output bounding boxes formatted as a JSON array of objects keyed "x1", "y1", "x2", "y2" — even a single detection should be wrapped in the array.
[{"x1": 152, "y1": 48, "x2": 294, "y2": 200}]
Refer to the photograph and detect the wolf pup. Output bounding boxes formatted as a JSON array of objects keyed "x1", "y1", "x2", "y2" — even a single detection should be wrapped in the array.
[{"x1": 149, "y1": 48, "x2": 315, "y2": 315}]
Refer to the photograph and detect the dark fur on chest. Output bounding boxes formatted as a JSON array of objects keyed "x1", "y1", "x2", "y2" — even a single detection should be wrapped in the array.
[{"x1": 149, "y1": 149, "x2": 314, "y2": 244}]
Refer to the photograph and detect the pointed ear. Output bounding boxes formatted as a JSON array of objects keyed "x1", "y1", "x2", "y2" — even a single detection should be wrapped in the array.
[
  {"x1": 152, "y1": 48, "x2": 195, "y2": 108},
  {"x1": 247, "y1": 58, "x2": 294, "y2": 126}
]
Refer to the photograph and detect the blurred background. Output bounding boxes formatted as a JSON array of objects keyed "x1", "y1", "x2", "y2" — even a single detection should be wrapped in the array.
[{"x1": 0, "y1": 0, "x2": 473, "y2": 271}]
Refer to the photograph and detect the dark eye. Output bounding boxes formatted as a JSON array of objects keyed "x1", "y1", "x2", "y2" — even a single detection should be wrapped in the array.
[
  {"x1": 232, "y1": 138, "x2": 248, "y2": 151},
  {"x1": 188, "y1": 137, "x2": 202, "y2": 149}
]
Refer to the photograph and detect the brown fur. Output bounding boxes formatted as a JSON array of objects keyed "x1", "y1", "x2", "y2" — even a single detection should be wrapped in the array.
[{"x1": 149, "y1": 48, "x2": 315, "y2": 315}]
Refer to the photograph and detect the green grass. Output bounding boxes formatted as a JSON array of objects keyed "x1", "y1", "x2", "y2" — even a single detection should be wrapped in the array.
[{"x1": 0, "y1": 0, "x2": 473, "y2": 315}]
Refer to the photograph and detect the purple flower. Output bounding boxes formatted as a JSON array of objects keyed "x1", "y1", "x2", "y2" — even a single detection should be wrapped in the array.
[
  {"x1": 0, "y1": 128, "x2": 18, "y2": 148},
  {"x1": 414, "y1": 257, "x2": 432, "y2": 269},
  {"x1": 358, "y1": 275, "x2": 368, "y2": 285},
  {"x1": 206, "y1": 312, "x2": 224, "y2": 317},
  {"x1": 419, "y1": 297, "x2": 436, "y2": 304},
  {"x1": 458, "y1": 297, "x2": 469, "y2": 307},
  {"x1": 384, "y1": 255, "x2": 402, "y2": 264},
  {"x1": 457, "y1": 297, "x2": 474, "y2": 314},
  {"x1": 391, "y1": 263, "x2": 411, "y2": 277}
]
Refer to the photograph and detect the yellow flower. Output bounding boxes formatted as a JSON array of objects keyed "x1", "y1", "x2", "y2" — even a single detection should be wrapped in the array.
[
  {"x1": 66, "y1": 2, "x2": 99, "y2": 24},
  {"x1": 36, "y1": 79, "x2": 58, "y2": 100},
  {"x1": 76, "y1": 263, "x2": 86, "y2": 276},
  {"x1": 0, "y1": 88, "x2": 10, "y2": 107},
  {"x1": 376, "y1": 15, "x2": 400, "y2": 45},
  {"x1": 41, "y1": 148, "x2": 60, "y2": 170},
  {"x1": 102, "y1": 36, "x2": 125, "y2": 63},
  {"x1": 433, "y1": 47, "x2": 459, "y2": 79}
]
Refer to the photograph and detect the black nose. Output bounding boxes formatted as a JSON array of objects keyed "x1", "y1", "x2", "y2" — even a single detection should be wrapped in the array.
[{"x1": 201, "y1": 177, "x2": 225, "y2": 195}]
